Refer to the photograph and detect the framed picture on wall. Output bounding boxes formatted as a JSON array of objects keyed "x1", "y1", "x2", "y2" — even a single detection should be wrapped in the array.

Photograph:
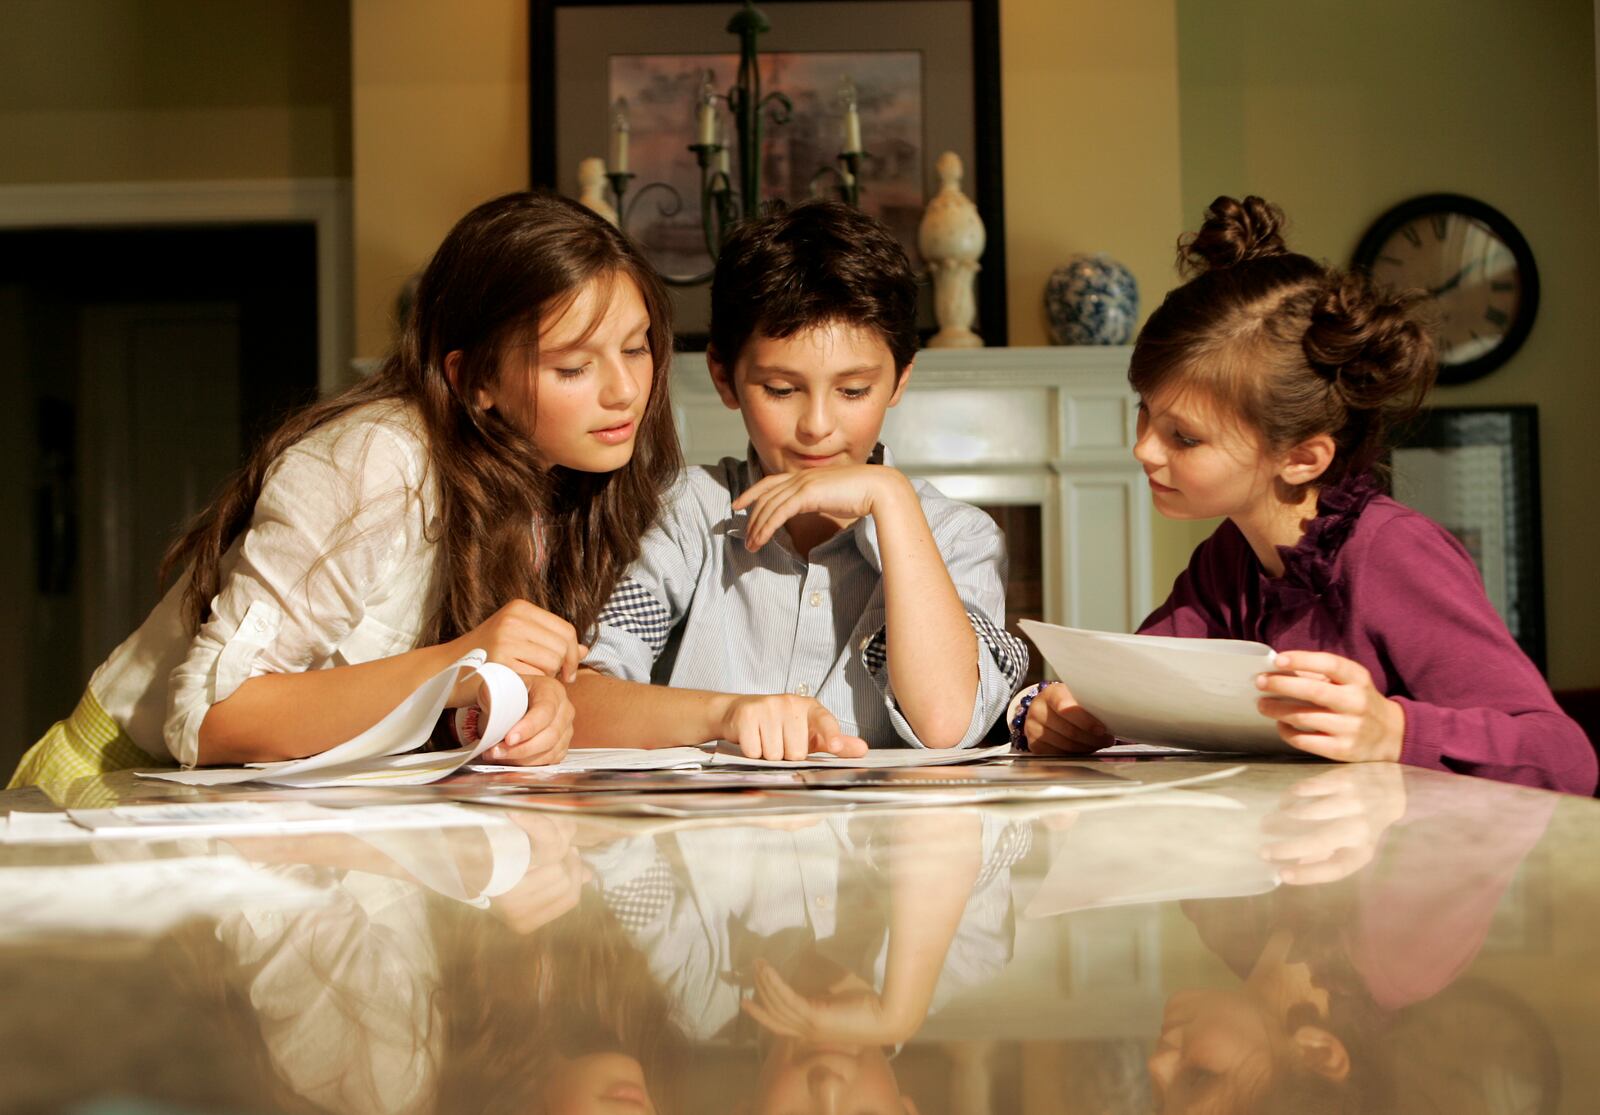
[
  {"x1": 1389, "y1": 405, "x2": 1545, "y2": 672},
  {"x1": 528, "y1": 0, "x2": 1007, "y2": 347}
]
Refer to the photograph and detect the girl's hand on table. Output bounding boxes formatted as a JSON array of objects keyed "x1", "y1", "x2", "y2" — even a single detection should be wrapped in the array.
[
  {"x1": 718, "y1": 694, "x2": 869, "y2": 761},
  {"x1": 1256, "y1": 651, "x2": 1404, "y2": 763},
  {"x1": 481, "y1": 676, "x2": 574, "y2": 765},
  {"x1": 1024, "y1": 682, "x2": 1112, "y2": 754}
]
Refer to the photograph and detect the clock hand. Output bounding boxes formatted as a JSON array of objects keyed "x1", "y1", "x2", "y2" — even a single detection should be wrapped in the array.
[{"x1": 1428, "y1": 258, "x2": 1483, "y2": 297}]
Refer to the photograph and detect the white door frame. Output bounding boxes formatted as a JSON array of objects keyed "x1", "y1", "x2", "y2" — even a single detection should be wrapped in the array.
[{"x1": 0, "y1": 178, "x2": 353, "y2": 394}]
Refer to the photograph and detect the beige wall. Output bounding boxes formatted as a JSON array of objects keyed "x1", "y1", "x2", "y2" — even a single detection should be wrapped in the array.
[
  {"x1": 997, "y1": 0, "x2": 1208, "y2": 596},
  {"x1": 346, "y1": 0, "x2": 1598, "y2": 685},
  {"x1": 1178, "y1": 0, "x2": 1600, "y2": 688},
  {"x1": 0, "y1": 0, "x2": 348, "y2": 184},
  {"x1": 351, "y1": 0, "x2": 529, "y2": 359}
]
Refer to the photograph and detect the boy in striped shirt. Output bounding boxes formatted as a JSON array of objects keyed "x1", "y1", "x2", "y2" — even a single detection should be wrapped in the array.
[{"x1": 570, "y1": 201, "x2": 1026, "y2": 757}]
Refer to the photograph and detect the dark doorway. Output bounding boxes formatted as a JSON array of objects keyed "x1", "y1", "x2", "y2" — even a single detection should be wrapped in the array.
[{"x1": 0, "y1": 224, "x2": 319, "y2": 769}]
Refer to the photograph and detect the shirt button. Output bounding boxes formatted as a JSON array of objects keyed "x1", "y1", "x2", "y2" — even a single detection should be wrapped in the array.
[
  {"x1": 814, "y1": 895, "x2": 831, "y2": 909},
  {"x1": 809, "y1": 591, "x2": 822, "y2": 607},
  {"x1": 795, "y1": 683, "x2": 810, "y2": 697}
]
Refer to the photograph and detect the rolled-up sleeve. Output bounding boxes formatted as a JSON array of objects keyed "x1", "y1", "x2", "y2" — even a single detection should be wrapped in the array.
[
  {"x1": 584, "y1": 475, "x2": 708, "y2": 684},
  {"x1": 861, "y1": 503, "x2": 1029, "y2": 749},
  {"x1": 163, "y1": 422, "x2": 422, "y2": 766}
]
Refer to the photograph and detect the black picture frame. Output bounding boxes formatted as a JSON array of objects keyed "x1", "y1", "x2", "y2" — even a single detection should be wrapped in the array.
[
  {"x1": 1352, "y1": 193, "x2": 1540, "y2": 386},
  {"x1": 1389, "y1": 405, "x2": 1545, "y2": 672},
  {"x1": 529, "y1": 0, "x2": 1007, "y2": 349}
]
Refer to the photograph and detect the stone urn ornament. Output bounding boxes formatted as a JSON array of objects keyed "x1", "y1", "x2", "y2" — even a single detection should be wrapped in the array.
[
  {"x1": 918, "y1": 151, "x2": 985, "y2": 348},
  {"x1": 1045, "y1": 254, "x2": 1138, "y2": 345}
]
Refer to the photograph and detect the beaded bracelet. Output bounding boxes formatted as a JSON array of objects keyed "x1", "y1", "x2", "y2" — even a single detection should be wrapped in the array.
[{"x1": 1008, "y1": 681, "x2": 1058, "y2": 750}]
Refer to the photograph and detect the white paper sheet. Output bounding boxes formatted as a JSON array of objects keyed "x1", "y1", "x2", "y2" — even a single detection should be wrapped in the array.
[
  {"x1": 1, "y1": 802, "x2": 495, "y2": 843},
  {"x1": 1019, "y1": 620, "x2": 1293, "y2": 752},
  {"x1": 469, "y1": 746, "x2": 711, "y2": 774},
  {"x1": 139, "y1": 650, "x2": 527, "y2": 787},
  {"x1": 463, "y1": 764, "x2": 1246, "y2": 818}
]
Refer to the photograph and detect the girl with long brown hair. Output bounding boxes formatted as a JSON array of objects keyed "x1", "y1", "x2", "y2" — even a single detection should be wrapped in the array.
[
  {"x1": 10, "y1": 191, "x2": 681, "y2": 792},
  {"x1": 1014, "y1": 195, "x2": 1594, "y2": 796}
]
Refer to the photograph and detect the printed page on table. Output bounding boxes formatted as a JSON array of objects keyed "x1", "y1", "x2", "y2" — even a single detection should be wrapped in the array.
[
  {"x1": 469, "y1": 746, "x2": 712, "y2": 775},
  {"x1": 454, "y1": 767, "x2": 801, "y2": 796},
  {"x1": 1018, "y1": 620, "x2": 1292, "y2": 752},
  {"x1": 462, "y1": 790, "x2": 866, "y2": 819},
  {"x1": 794, "y1": 762, "x2": 1137, "y2": 789},
  {"x1": 707, "y1": 741, "x2": 1015, "y2": 769}
]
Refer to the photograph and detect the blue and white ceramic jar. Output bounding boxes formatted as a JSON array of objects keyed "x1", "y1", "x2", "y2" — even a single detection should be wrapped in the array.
[{"x1": 1045, "y1": 254, "x2": 1139, "y2": 345}]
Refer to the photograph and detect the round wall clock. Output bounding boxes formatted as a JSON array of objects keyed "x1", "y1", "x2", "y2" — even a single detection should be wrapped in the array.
[{"x1": 1352, "y1": 193, "x2": 1539, "y2": 385}]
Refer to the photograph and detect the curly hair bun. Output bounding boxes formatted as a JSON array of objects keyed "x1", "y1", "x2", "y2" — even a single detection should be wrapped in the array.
[
  {"x1": 1179, "y1": 195, "x2": 1291, "y2": 276},
  {"x1": 1303, "y1": 271, "x2": 1437, "y2": 413}
]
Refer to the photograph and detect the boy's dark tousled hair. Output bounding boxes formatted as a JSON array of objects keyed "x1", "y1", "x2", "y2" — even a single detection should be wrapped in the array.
[{"x1": 707, "y1": 200, "x2": 919, "y2": 373}]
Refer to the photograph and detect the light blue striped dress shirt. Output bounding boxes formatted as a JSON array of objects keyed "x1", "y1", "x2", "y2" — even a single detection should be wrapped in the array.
[{"x1": 585, "y1": 446, "x2": 1029, "y2": 748}]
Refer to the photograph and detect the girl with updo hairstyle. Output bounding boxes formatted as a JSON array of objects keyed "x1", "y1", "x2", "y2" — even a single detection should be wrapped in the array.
[{"x1": 1017, "y1": 196, "x2": 1594, "y2": 795}]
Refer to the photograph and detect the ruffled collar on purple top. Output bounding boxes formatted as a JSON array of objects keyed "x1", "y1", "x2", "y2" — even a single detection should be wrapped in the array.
[{"x1": 1264, "y1": 472, "x2": 1384, "y2": 607}]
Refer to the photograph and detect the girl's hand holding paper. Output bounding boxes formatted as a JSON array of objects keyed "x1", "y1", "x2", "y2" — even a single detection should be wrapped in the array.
[
  {"x1": 481, "y1": 675, "x2": 575, "y2": 766},
  {"x1": 1255, "y1": 651, "x2": 1405, "y2": 763},
  {"x1": 1025, "y1": 683, "x2": 1112, "y2": 755}
]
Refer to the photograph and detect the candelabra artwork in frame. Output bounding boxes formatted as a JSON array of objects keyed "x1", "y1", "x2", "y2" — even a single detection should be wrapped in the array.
[{"x1": 529, "y1": 0, "x2": 1007, "y2": 348}]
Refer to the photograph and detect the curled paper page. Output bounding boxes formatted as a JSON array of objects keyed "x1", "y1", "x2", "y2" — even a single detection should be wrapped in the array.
[
  {"x1": 1018, "y1": 620, "x2": 1290, "y2": 752},
  {"x1": 141, "y1": 651, "x2": 528, "y2": 787}
]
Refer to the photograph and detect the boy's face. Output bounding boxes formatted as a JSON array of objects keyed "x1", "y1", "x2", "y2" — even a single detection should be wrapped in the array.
[{"x1": 710, "y1": 322, "x2": 910, "y2": 476}]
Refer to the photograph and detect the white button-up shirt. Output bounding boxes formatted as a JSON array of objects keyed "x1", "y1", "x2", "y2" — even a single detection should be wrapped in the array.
[{"x1": 87, "y1": 401, "x2": 441, "y2": 766}]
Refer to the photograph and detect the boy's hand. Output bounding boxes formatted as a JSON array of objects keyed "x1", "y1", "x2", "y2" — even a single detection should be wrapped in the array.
[
  {"x1": 1255, "y1": 651, "x2": 1404, "y2": 763},
  {"x1": 1024, "y1": 682, "x2": 1112, "y2": 754},
  {"x1": 481, "y1": 675, "x2": 574, "y2": 765},
  {"x1": 732, "y1": 464, "x2": 912, "y2": 550},
  {"x1": 718, "y1": 693, "x2": 870, "y2": 760}
]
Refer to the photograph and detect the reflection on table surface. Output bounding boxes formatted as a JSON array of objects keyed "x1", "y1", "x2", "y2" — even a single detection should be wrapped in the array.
[{"x1": 2, "y1": 760, "x2": 1597, "y2": 1115}]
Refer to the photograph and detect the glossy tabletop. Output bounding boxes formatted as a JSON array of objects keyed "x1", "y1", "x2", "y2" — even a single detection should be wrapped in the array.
[{"x1": 2, "y1": 758, "x2": 1597, "y2": 1115}]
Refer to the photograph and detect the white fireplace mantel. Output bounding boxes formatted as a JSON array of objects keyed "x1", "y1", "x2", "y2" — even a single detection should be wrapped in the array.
[{"x1": 670, "y1": 345, "x2": 1151, "y2": 634}]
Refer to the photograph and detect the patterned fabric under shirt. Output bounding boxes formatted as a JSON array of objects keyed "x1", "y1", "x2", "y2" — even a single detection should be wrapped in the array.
[{"x1": 8, "y1": 687, "x2": 173, "y2": 799}]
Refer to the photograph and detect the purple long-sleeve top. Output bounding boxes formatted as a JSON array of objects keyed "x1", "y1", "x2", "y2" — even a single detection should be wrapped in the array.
[{"x1": 1139, "y1": 477, "x2": 1597, "y2": 796}]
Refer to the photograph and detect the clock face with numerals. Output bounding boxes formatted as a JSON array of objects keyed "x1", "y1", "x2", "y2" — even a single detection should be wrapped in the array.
[{"x1": 1353, "y1": 194, "x2": 1539, "y2": 385}]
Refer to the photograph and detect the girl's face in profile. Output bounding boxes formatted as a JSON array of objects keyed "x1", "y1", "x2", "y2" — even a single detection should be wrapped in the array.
[
  {"x1": 1133, "y1": 387, "x2": 1281, "y2": 523},
  {"x1": 475, "y1": 272, "x2": 656, "y2": 474}
]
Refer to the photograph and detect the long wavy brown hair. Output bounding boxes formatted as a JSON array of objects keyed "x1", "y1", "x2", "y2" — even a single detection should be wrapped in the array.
[{"x1": 160, "y1": 190, "x2": 681, "y2": 644}]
